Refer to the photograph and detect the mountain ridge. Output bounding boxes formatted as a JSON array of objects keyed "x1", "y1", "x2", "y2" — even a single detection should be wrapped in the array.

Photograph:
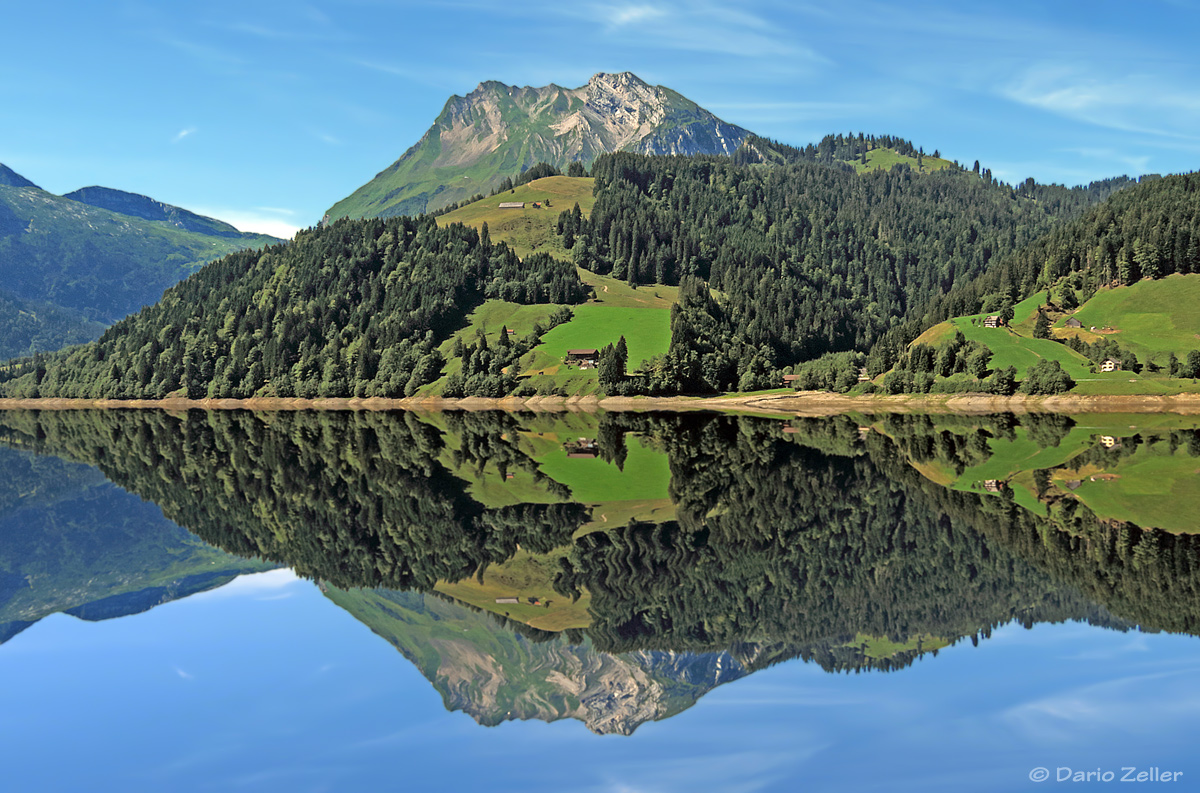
[
  {"x1": 324, "y1": 71, "x2": 751, "y2": 221},
  {"x1": 63, "y1": 185, "x2": 245, "y2": 237}
]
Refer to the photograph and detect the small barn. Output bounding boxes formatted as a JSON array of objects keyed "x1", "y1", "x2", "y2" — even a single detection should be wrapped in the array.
[
  {"x1": 499, "y1": 202, "x2": 525, "y2": 209},
  {"x1": 565, "y1": 348, "x2": 599, "y2": 368},
  {"x1": 983, "y1": 315, "x2": 1004, "y2": 328},
  {"x1": 1100, "y1": 358, "x2": 1122, "y2": 372},
  {"x1": 1065, "y1": 317, "x2": 1083, "y2": 329},
  {"x1": 782, "y1": 374, "x2": 802, "y2": 387}
]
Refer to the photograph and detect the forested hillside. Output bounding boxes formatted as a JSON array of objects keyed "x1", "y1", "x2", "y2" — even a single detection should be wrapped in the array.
[
  {"x1": 0, "y1": 216, "x2": 587, "y2": 398},
  {"x1": 898, "y1": 172, "x2": 1200, "y2": 332},
  {"x1": 851, "y1": 172, "x2": 1200, "y2": 392},
  {"x1": 557, "y1": 152, "x2": 1130, "y2": 392}
]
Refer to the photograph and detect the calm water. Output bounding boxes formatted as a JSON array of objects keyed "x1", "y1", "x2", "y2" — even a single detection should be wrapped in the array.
[{"x1": 1, "y1": 409, "x2": 1198, "y2": 792}]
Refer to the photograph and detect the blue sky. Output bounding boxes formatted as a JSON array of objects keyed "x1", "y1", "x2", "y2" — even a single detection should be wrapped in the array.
[{"x1": 2, "y1": 0, "x2": 1199, "y2": 236}]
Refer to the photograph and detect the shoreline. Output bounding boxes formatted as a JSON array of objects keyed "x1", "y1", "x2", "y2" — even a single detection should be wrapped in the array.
[{"x1": 5, "y1": 391, "x2": 1200, "y2": 415}]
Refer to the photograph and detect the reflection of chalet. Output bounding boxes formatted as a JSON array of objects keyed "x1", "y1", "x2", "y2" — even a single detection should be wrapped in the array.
[
  {"x1": 1100, "y1": 358, "x2": 1122, "y2": 372},
  {"x1": 1065, "y1": 317, "x2": 1083, "y2": 329},
  {"x1": 565, "y1": 348, "x2": 599, "y2": 369},
  {"x1": 983, "y1": 315, "x2": 1005, "y2": 328},
  {"x1": 1099, "y1": 435, "x2": 1121, "y2": 449},
  {"x1": 495, "y1": 597, "x2": 519, "y2": 604},
  {"x1": 564, "y1": 437, "x2": 599, "y2": 458},
  {"x1": 983, "y1": 479, "x2": 1004, "y2": 493},
  {"x1": 1064, "y1": 479, "x2": 1083, "y2": 490},
  {"x1": 858, "y1": 367, "x2": 871, "y2": 382}
]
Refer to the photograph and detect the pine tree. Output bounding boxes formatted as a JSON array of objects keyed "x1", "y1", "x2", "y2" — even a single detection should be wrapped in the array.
[{"x1": 1033, "y1": 310, "x2": 1050, "y2": 339}]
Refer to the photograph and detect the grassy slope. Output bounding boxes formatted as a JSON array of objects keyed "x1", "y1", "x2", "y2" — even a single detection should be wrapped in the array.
[
  {"x1": 853, "y1": 147, "x2": 955, "y2": 175},
  {"x1": 1062, "y1": 274, "x2": 1200, "y2": 362},
  {"x1": 1047, "y1": 435, "x2": 1200, "y2": 534},
  {"x1": 893, "y1": 413, "x2": 1200, "y2": 533},
  {"x1": 911, "y1": 283, "x2": 1200, "y2": 395},
  {"x1": 436, "y1": 176, "x2": 595, "y2": 259},
  {"x1": 434, "y1": 549, "x2": 592, "y2": 631},
  {"x1": 424, "y1": 176, "x2": 679, "y2": 396},
  {"x1": 429, "y1": 418, "x2": 673, "y2": 631}
]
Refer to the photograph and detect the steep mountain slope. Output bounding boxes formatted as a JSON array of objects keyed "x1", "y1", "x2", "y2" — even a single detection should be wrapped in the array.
[
  {"x1": 325, "y1": 72, "x2": 750, "y2": 220},
  {"x1": 0, "y1": 442, "x2": 274, "y2": 643},
  {"x1": 0, "y1": 164, "x2": 38, "y2": 189},
  {"x1": 63, "y1": 185, "x2": 245, "y2": 237},
  {"x1": 0, "y1": 164, "x2": 280, "y2": 330},
  {"x1": 0, "y1": 289, "x2": 104, "y2": 359},
  {"x1": 326, "y1": 588, "x2": 744, "y2": 735}
]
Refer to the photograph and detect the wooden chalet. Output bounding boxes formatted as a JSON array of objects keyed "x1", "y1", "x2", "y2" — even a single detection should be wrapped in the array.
[
  {"x1": 564, "y1": 437, "x2": 600, "y2": 458},
  {"x1": 1065, "y1": 317, "x2": 1083, "y2": 329},
  {"x1": 983, "y1": 315, "x2": 1004, "y2": 328},
  {"x1": 1100, "y1": 358, "x2": 1122, "y2": 372},
  {"x1": 565, "y1": 348, "x2": 599, "y2": 368},
  {"x1": 782, "y1": 374, "x2": 802, "y2": 386}
]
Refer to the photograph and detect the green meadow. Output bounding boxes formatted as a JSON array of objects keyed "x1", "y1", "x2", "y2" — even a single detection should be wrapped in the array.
[
  {"x1": 854, "y1": 147, "x2": 955, "y2": 175},
  {"x1": 435, "y1": 176, "x2": 595, "y2": 259},
  {"x1": 1057, "y1": 440, "x2": 1200, "y2": 534},
  {"x1": 1063, "y1": 274, "x2": 1200, "y2": 363}
]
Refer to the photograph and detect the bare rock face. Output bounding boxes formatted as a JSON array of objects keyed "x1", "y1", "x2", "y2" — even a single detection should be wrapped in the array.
[
  {"x1": 324, "y1": 588, "x2": 749, "y2": 735},
  {"x1": 324, "y1": 72, "x2": 751, "y2": 221}
]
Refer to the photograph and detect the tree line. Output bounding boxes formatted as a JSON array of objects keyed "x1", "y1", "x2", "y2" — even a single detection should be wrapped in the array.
[{"x1": 0, "y1": 216, "x2": 588, "y2": 399}]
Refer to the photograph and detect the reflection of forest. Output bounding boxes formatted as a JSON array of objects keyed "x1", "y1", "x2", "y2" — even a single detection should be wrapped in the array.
[{"x1": 1, "y1": 408, "x2": 1199, "y2": 677}]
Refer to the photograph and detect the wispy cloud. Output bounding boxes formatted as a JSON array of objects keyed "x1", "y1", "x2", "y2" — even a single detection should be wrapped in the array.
[
  {"x1": 1002, "y1": 667, "x2": 1200, "y2": 744},
  {"x1": 604, "y1": 4, "x2": 668, "y2": 26},
  {"x1": 584, "y1": 1, "x2": 825, "y2": 61},
  {"x1": 174, "y1": 667, "x2": 194, "y2": 680},
  {"x1": 172, "y1": 127, "x2": 196, "y2": 143},
  {"x1": 1002, "y1": 64, "x2": 1200, "y2": 140}
]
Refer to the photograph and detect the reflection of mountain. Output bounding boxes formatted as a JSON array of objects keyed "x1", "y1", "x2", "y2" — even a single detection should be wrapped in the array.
[
  {"x1": 2, "y1": 408, "x2": 1198, "y2": 730},
  {"x1": 0, "y1": 444, "x2": 274, "y2": 642},
  {"x1": 326, "y1": 587, "x2": 745, "y2": 735}
]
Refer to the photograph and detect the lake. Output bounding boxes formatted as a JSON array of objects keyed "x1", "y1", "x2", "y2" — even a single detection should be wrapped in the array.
[{"x1": 1, "y1": 408, "x2": 1198, "y2": 792}]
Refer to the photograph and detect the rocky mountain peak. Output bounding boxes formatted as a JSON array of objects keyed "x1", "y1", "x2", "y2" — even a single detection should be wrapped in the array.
[{"x1": 325, "y1": 73, "x2": 753, "y2": 220}]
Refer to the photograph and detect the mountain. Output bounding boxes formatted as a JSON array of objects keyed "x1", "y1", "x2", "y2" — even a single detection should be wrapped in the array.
[
  {"x1": 0, "y1": 163, "x2": 282, "y2": 357},
  {"x1": 326, "y1": 588, "x2": 745, "y2": 735},
  {"x1": 0, "y1": 164, "x2": 38, "y2": 189},
  {"x1": 0, "y1": 442, "x2": 275, "y2": 642},
  {"x1": 325, "y1": 72, "x2": 751, "y2": 221},
  {"x1": 0, "y1": 289, "x2": 105, "y2": 360},
  {"x1": 63, "y1": 185, "x2": 245, "y2": 238}
]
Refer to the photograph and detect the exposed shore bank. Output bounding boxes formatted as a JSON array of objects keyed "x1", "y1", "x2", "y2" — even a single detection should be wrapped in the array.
[{"x1": 5, "y1": 392, "x2": 1200, "y2": 415}]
